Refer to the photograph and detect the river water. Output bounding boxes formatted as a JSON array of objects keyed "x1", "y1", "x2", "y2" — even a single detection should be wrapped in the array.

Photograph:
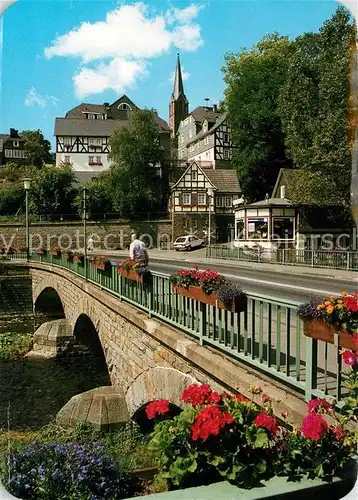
[{"x1": 0, "y1": 317, "x2": 111, "y2": 431}]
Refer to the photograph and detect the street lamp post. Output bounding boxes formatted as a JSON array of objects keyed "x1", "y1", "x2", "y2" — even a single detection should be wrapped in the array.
[
  {"x1": 207, "y1": 187, "x2": 214, "y2": 248},
  {"x1": 22, "y1": 178, "x2": 32, "y2": 261},
  {"x1": 82, "y1": 187, "x2": 88, "y2": 280}
]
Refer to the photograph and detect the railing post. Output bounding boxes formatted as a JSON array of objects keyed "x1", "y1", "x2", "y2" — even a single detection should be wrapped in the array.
[
  {"x1": 305, "y1": 336, "x2": 318, "y2": 401},
  {"x1": 347, "y1": 252, "x2": 350, "y2": 271},
  {"x1": 311, "y1": 250, "x2": 314, "y2": 268},
  {"x1": 199, "y1": 302, "x2": 206, "y2": 346}
]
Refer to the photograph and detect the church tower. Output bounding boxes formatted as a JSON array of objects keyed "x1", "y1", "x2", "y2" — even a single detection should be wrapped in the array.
[{"x1": 169, "y1": 54, "x2": 189, "y2": 148}]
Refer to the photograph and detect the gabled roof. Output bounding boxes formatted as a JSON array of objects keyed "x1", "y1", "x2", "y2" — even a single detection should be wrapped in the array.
[
  {"x1": 190, "y1": 106, "x2": 221, "y2": 124},
  {"x1": 171, "y1": 161, "x2": 241, "y2": 194},
  {"x1": 245, "y1": 197, "x2": 293, "y2": 208},
  {"x1": 204, "y1": 168, "x2": 241, "y2": 193},
  {"x1": 187, "y1": 113, "x2": 228, "y2": 146},
  {"x1": 65, "y1": 104, "x2": 106, "y2": 119}
]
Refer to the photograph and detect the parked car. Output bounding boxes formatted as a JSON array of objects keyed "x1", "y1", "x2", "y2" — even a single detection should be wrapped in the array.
[{"x1": 173, "y1": 235, "x2": 204, "y2": 251}]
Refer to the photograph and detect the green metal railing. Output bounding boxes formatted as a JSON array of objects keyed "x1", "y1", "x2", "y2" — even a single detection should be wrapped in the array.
[
  {"x1": 28, "y1": 252, "x2": 346, "y2": 404},
  {"x1": 207, "y1": 246, "x2": 358, "y2": 271}
]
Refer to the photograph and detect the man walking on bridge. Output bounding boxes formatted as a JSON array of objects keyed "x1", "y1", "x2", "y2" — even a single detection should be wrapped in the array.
[{"x1": 129, "y1": 233, "x2": 149, "y2": 267}]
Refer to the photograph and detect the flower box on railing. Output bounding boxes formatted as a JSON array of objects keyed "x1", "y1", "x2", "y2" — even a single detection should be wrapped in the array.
[
  {"x1": 35, "y1": 248, "x2": 46, "y2": 255},
  {"x1": 50, "y1": 247, "x2": 61, "y2": 257},
  {"x1": 118, "y1": 268, "x2": 144, "y2": 283},
  {"x1": 303, "y1": 320, "x2": 357, "y2": 351},
  {"x1": 90, "y1": 256, "x2": 111, "y2": 271},
  {"x1": 73, "y1": 253, "x2": 84, "y2": 264},
  {"x1": 62, "y1": 250, "x2": 73, "y2": 261},
  {"x1": 117, "y1": 259, "x2": 152, "y2": 284},
  {"x1": 298, "y1": 292, "x2": 358, "y2": 350},
  {"x1": 173, "y1": 285, "x2": 246, "y2": 312}
]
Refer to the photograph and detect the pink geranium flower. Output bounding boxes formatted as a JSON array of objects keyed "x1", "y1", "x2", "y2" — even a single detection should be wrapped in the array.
[{"x1": 342, "y1": 350, "x2": 357, "y2": 367}]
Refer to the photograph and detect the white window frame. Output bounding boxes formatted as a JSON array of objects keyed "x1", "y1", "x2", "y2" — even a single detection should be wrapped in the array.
[
  {"x1": 198, "y1": 193, "x2": 206, "y2": 205},
  {"x1": 88, "y1": 156, "x2": 94, "y2": 164},
  {"x1": 88, "y1": 137, "x2": 101, "y2": 146},
  {"x1": 64, "y1": 155, "x2": 70, "y2": 163},
  {"x1": 192, "y1": 171, "x2": 197, "y2": 181},
  {"x1": 13, "y1": 141, "x2": 19, "y2": 147},
  {"x1": 183, "y1": 193, "x2": 191, "y2": 205},
  {"x1": 225, "y1": 196, "x2": 232, "y2": 208},
  {"x1": 63, "y1": 137, "x2": 71, "y2": 146},
  {"x1": 117, "y1": 102, "x2": 132, "y2": 110},
  {"x1": 215, "y1": 197, "x2": 224, "y2": 208},
  {"x1": 12, "y1": 149, "x2": 22, "y2": 158},
  {"x1": 224, "y1": 149, "x2": 230, "y2": 160},
  {"x1": 96, "y1": 156, "x2": 102, "y2": 164},
  {"x1": 4, "y1": 149, "x2": 12, "y2": 157}
]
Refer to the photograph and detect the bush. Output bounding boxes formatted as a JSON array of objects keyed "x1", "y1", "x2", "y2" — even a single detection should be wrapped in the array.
[
  {"x1": 0, "y1": 332, "x2": 33, "y2": 361},
  {"x1": 1, "y1": 441, "x2": 136, "y2": 499}
]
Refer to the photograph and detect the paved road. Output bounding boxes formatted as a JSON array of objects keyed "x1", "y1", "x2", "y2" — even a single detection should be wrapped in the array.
[{"x1": 106, "y1": 250, "x2": 357, "y2": 303}]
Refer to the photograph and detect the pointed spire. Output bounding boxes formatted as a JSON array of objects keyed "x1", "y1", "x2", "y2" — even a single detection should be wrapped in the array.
[{"x1": 173, "y1": 53, "x2": 184, "y2": 100}]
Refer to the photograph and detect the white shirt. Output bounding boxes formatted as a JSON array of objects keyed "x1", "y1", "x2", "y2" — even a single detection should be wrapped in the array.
[{"x1": 129, "y1": 239, "x2": 148, "y2": 260}]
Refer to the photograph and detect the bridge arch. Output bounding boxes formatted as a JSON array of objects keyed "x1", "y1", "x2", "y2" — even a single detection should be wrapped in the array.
[
  {"x1": 34, "y1": 286, "x2": 65, "y2": 319},
  {"x1": 125, "y1": 366, "x2": 199, "y2": 418}
]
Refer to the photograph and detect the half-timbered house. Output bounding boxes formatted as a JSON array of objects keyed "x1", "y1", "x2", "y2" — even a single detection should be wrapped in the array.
[
  {"x1": 0, "y1": 129, "x2": 28, "y2": 167},
  {"x1": 171, "y1": 161, "x2": 241, "y2": 243},
  {"x1": 54, "y1": 95, "x2": 170, "y2": 177}
]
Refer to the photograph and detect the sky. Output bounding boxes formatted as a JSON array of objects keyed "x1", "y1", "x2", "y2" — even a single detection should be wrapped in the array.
[{"x1": 0, "y1": 0, "x2": 355, "y2": 151}]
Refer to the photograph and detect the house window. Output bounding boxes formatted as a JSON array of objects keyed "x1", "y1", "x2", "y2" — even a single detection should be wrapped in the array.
[
  {"x1": 183, "y1": 193, "x2": 191, "y2": 205},
  {"x1": 64, "y1": 156, "x2": 70, "y2": 163},
  {"x1": 204, "y1": 136, "x2": 209, "y2": 145},
  {"x1": 63, "y1": 137, "x2": 71, "y2": 146},
  {"x1": 88, "y1": 156, "x2": 94, "y2": 164},
  {"x1": 12, "y1": 149, "x2": 22, "y2": 158},
  {"x1": 225, "y1": 197, "x2": 232, "y2": 208},
  {"x1": 224, "y1": 149, "x2": 230, "y2": 160},
  {"x1": 4, "y1": 149, "x2": 12, "y2": 157},
  {"x1": 198, "y1": 193, "x2": 206, "y2": 205},
  {"x1": 224, "y1": 133, "x2": 229, "y2": 143},
  {"x1": 215, "y1": 197, "x2": 224, "y2": 208},
  {"x1": 88, "y1": 114, "x2": 97, "y2": 119},
  {"x1": 88, "y1": 137, "x2": 101, "y2": 146},
  {"x1": 192, "y1": 171, "x2": 197, "y2": 181},
  {"x1": 96, "y1": 156, "x2": 102, "y2": 164},
  {"x1": 203, "y1": 122, "x2": 207, "y2": 132},
  {"x1": 13, "y1": 141, "x2": 19, "y2": 147},
  {"x1": 118, "y1": 102, "x2": 132, "y2": 110}
]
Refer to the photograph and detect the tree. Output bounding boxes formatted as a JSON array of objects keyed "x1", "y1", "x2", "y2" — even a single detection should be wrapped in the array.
[
  {"x1": 222, "y1": 34, "x2": 296, "y2": 202},
  {"x1": 74, "y1": 172, "x2": 114, "y2": 218},
  {"x1": 21, "y1": 129, "x2": 52, "y2": 168},
  {"x1": 278, "y1": 7, "x2": 355, "y2": 205},
  {"x1": 29, "y1": 164, "x2": 76, "y2": 217},
  {"x1": 108, "y1": 109, "x2": 164, "y2": 218},
  {"x1": 0, "y1": 163, "x2": 38, "y2": 216}
]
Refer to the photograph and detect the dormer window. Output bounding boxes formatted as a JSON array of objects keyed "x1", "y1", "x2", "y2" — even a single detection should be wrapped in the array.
[
  {"x1": 118, "y1": 103, "x2": 132, "y2": 110},
  {"x1": 202, "y1": 121, "x2": 208, "y2": 132},
  {"x1": 13, "y1": 141, "x2": 19, "y2": 147}
]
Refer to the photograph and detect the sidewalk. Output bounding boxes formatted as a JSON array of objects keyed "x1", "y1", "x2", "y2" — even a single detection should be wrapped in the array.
[{"x1": 96, "y1": 248, "x2": 358, "y2": 282}]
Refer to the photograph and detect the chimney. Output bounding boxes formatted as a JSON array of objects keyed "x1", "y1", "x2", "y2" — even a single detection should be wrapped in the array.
[
  {"x1": 213, "y1": 104, "x2": 218, "y2": 112},
  {"x1": 9, "y1": 128, "x2": 18, "y2": 138},
  {"x1": 280, "y1": 185, "x2": 286, "y2": 199}
]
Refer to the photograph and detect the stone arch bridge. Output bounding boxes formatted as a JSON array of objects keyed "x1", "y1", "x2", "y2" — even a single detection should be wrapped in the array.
[{"x1": 29, "y1": 262, "x2": 306, "y2": 423}]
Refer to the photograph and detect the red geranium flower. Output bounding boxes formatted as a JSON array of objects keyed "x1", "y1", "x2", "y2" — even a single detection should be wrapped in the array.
[
  {"x1": 145, "y1": 399, "x2": 170, "y2": 419},
  {"x1": 191, "y1": 405, "x2": 234, "y2": 441},
  {"x1": 343, "y1": 294, "x2": 358, "y2": 312},
  {"x1": 253, "y1": 412, "x2": 279, "y2": 436},
  {"x1": 330, "y1": 425, "x2": 345, "y2": 441},
  {"x1": 342, "y1": 350, "x2": 357, "y2": 367},
  {"x1": 307, "y1": 398, "x2": 332, "y2": 414},
  {"x1": 231, "y1": 393, "x2": 249, "y2": 403},
  {"x1": 301, "y1": 413, "x2": 328, "y2": 440},
  {"x1": 181, "y1": 384, "x2": 214, "y2": 406}
]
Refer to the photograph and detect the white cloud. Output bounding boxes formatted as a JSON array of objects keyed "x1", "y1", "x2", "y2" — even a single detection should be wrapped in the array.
[
  {"x1": 74, "y1": 58, "x2": 148, "y2": 99},
  {"x1": 44, "y1": 2, "x2": 204, "y2": 98},
  {"x1": 25, "y1": 87, "x2": 60, "y2": 108},
  {"x1": 169, "y1": 67, "x2": 190, "y2": 84}
]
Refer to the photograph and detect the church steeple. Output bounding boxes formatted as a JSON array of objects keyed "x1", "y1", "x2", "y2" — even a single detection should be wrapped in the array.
[
  {"x1": 169, "y1": 53, "x2": 189, "y2": 146},
  {"x1": 173, "y1": 53, "x2": 185, "y2": 100}
]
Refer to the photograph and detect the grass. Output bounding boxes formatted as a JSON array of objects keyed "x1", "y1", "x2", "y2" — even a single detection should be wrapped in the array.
[{"x1": 0, "y1": 332, "x2": 33, "y2": 361}]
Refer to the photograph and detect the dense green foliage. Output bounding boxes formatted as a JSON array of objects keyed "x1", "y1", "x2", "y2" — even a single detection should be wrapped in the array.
[
  {"x1": 222, "y1": 34, "x2": 296, "y2": 202},
  {"x1": 223, "y1": 7, "x2": 355, "y2": 204},
  {"x1": 0, "y1": 332, "x2": 33, "y2": 361},
  {"x1": 21, "y1": 129, "x2": 52, "y2": 168},
  {"x1": 74, "y1": 173, "x2": 114, "y2": 218},
  {"x1": 108, "y1": 109, "x2": 164, "y2": 218}
]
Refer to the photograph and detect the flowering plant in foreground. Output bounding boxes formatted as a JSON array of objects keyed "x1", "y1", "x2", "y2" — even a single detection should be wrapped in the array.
[
  {"x1": 297, "y1": 291, "x2": 358, "y2": 334},
  {"x1": 118, "y1": 258, "x2": 152, "y2": 279},
  {"x1": 169, "y1": 266, "x2": 245, "y2": 300},
  {"x1": 1, "y1": 441, "x2": 135, "y2": 499},
  {"x1": 147, "y1": 382, "x2": 356, "y2": 490}
]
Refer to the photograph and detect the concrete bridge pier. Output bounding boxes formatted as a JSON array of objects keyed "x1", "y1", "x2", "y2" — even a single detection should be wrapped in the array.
[{"x1": 29, "y1": 319, "x2": 73, "y2": 357}]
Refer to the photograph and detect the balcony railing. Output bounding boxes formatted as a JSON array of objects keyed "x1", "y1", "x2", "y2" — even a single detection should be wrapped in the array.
[{"x1": 25, "y1": 252, "x2": 349, "y2": 405}]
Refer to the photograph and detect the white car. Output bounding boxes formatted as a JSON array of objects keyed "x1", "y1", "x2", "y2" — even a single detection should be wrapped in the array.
[{"x1": 173, "y1": 235, "x2": 204, "y2": 251}]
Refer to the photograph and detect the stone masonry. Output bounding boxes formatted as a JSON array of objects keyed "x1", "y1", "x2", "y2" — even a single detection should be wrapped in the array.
[{"x1": 30, "y1": 263, "x2": 309, "y2": 425}]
